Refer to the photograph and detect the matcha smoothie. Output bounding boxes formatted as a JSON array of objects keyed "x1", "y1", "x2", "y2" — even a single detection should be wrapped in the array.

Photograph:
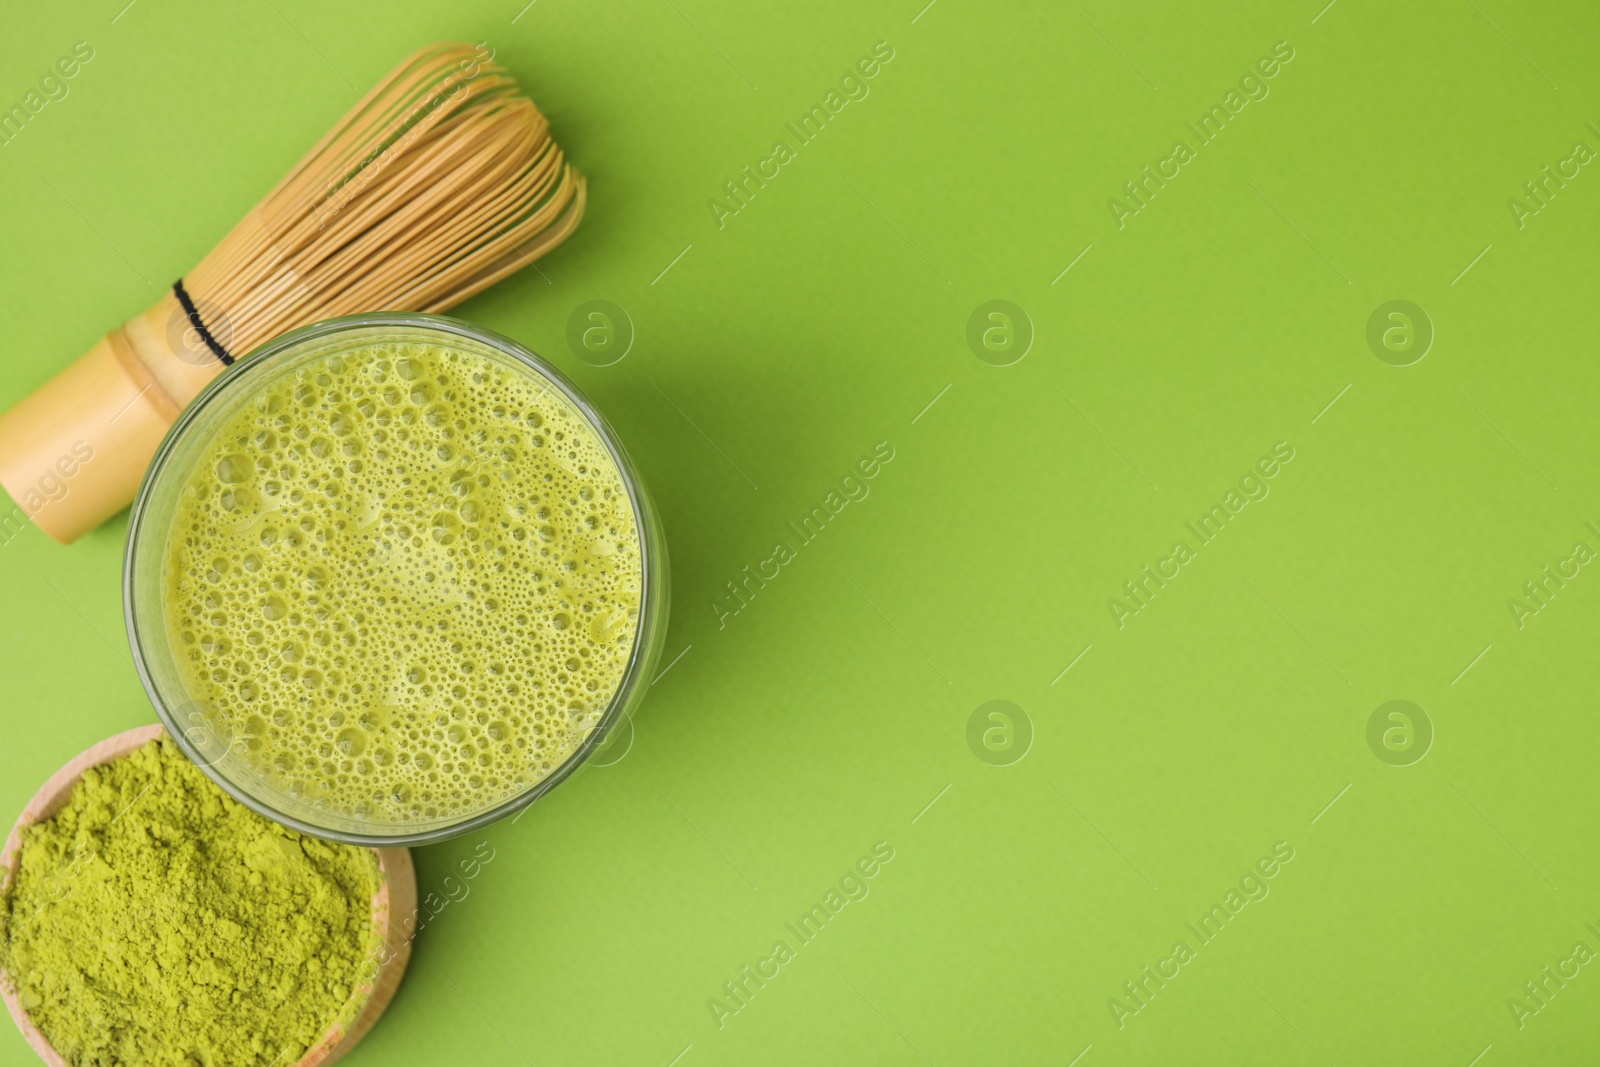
[{"x1": 161, "y1": 338, "x2": 642, "y2": 827}]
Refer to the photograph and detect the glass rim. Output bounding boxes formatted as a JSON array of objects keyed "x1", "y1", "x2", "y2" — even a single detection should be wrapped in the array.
[{"x1": 123, "y1": 312, "x2": 665, "y2": 847}]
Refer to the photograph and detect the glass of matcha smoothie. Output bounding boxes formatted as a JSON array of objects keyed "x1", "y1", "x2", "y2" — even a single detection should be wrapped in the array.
[{"x1": 124, "y1": 315, "x2": 668, "y2": 845}]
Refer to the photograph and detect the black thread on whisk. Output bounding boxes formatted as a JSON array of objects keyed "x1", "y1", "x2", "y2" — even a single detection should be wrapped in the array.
[{"x1": 172, "y1": 279, "x2": 234, "y2": 366}]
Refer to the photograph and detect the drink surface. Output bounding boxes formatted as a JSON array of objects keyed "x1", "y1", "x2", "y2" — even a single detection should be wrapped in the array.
[{"x1": 163, "y1": 340, "x2": 642, "y2": 826}]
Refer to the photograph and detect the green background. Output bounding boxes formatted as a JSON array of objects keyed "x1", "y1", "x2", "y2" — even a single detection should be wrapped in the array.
[{"x1": 2, "y1": 0, "x2": 1599, "y2": 1063}]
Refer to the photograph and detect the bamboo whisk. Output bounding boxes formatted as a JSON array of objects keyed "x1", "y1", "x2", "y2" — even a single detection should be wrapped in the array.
[{"x1": 0, "y1": 42, "x2": 585, "y2": 544}]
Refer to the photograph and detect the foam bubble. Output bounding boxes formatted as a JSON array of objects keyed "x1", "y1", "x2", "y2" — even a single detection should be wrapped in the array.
[{"x1": 164, "y1": 340, "x2": 642, "y2": 825}]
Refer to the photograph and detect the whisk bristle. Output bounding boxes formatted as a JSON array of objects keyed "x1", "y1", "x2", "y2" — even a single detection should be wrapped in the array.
[
  {"x1": 188, "y1": 42, "x2": 584, "y2": 354},
  {"x1": 0, "y1": 41, "x2": 585, "y2": 544}
]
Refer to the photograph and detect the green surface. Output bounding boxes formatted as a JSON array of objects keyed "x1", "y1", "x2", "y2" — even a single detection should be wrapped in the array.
[{"x1": 2, "y1": 1, "x2": 1599, "y2": 1064}]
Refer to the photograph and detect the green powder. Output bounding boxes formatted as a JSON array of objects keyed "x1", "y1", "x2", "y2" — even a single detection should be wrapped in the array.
[{"x1": 0, "y1": 738, "x2": 380, "y2": 1066}]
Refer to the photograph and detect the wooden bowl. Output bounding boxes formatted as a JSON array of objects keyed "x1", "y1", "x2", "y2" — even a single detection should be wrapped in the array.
[{"x1": 0, "y1": 724, "x2": 417, "y2": 1067}]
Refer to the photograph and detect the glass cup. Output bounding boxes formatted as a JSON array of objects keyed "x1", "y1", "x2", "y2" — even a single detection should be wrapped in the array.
[{"x1": 124, "y1": 313, "x2": 669, "y2": 846}]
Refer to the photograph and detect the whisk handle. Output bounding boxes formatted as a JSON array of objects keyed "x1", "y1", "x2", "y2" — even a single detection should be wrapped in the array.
[{"x1": 0, "y1": 294, "x2": 222, "y2": 543}]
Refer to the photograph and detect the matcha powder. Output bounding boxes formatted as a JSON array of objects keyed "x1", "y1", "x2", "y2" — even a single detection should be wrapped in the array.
[{"x1": 0, "y1": 738, "x2": 380, "y2": 1066}]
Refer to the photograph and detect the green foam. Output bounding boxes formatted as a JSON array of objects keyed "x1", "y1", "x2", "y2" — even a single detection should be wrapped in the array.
[{"x1": 162, "y1": 341, "x2": 641, "y2": 827}]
